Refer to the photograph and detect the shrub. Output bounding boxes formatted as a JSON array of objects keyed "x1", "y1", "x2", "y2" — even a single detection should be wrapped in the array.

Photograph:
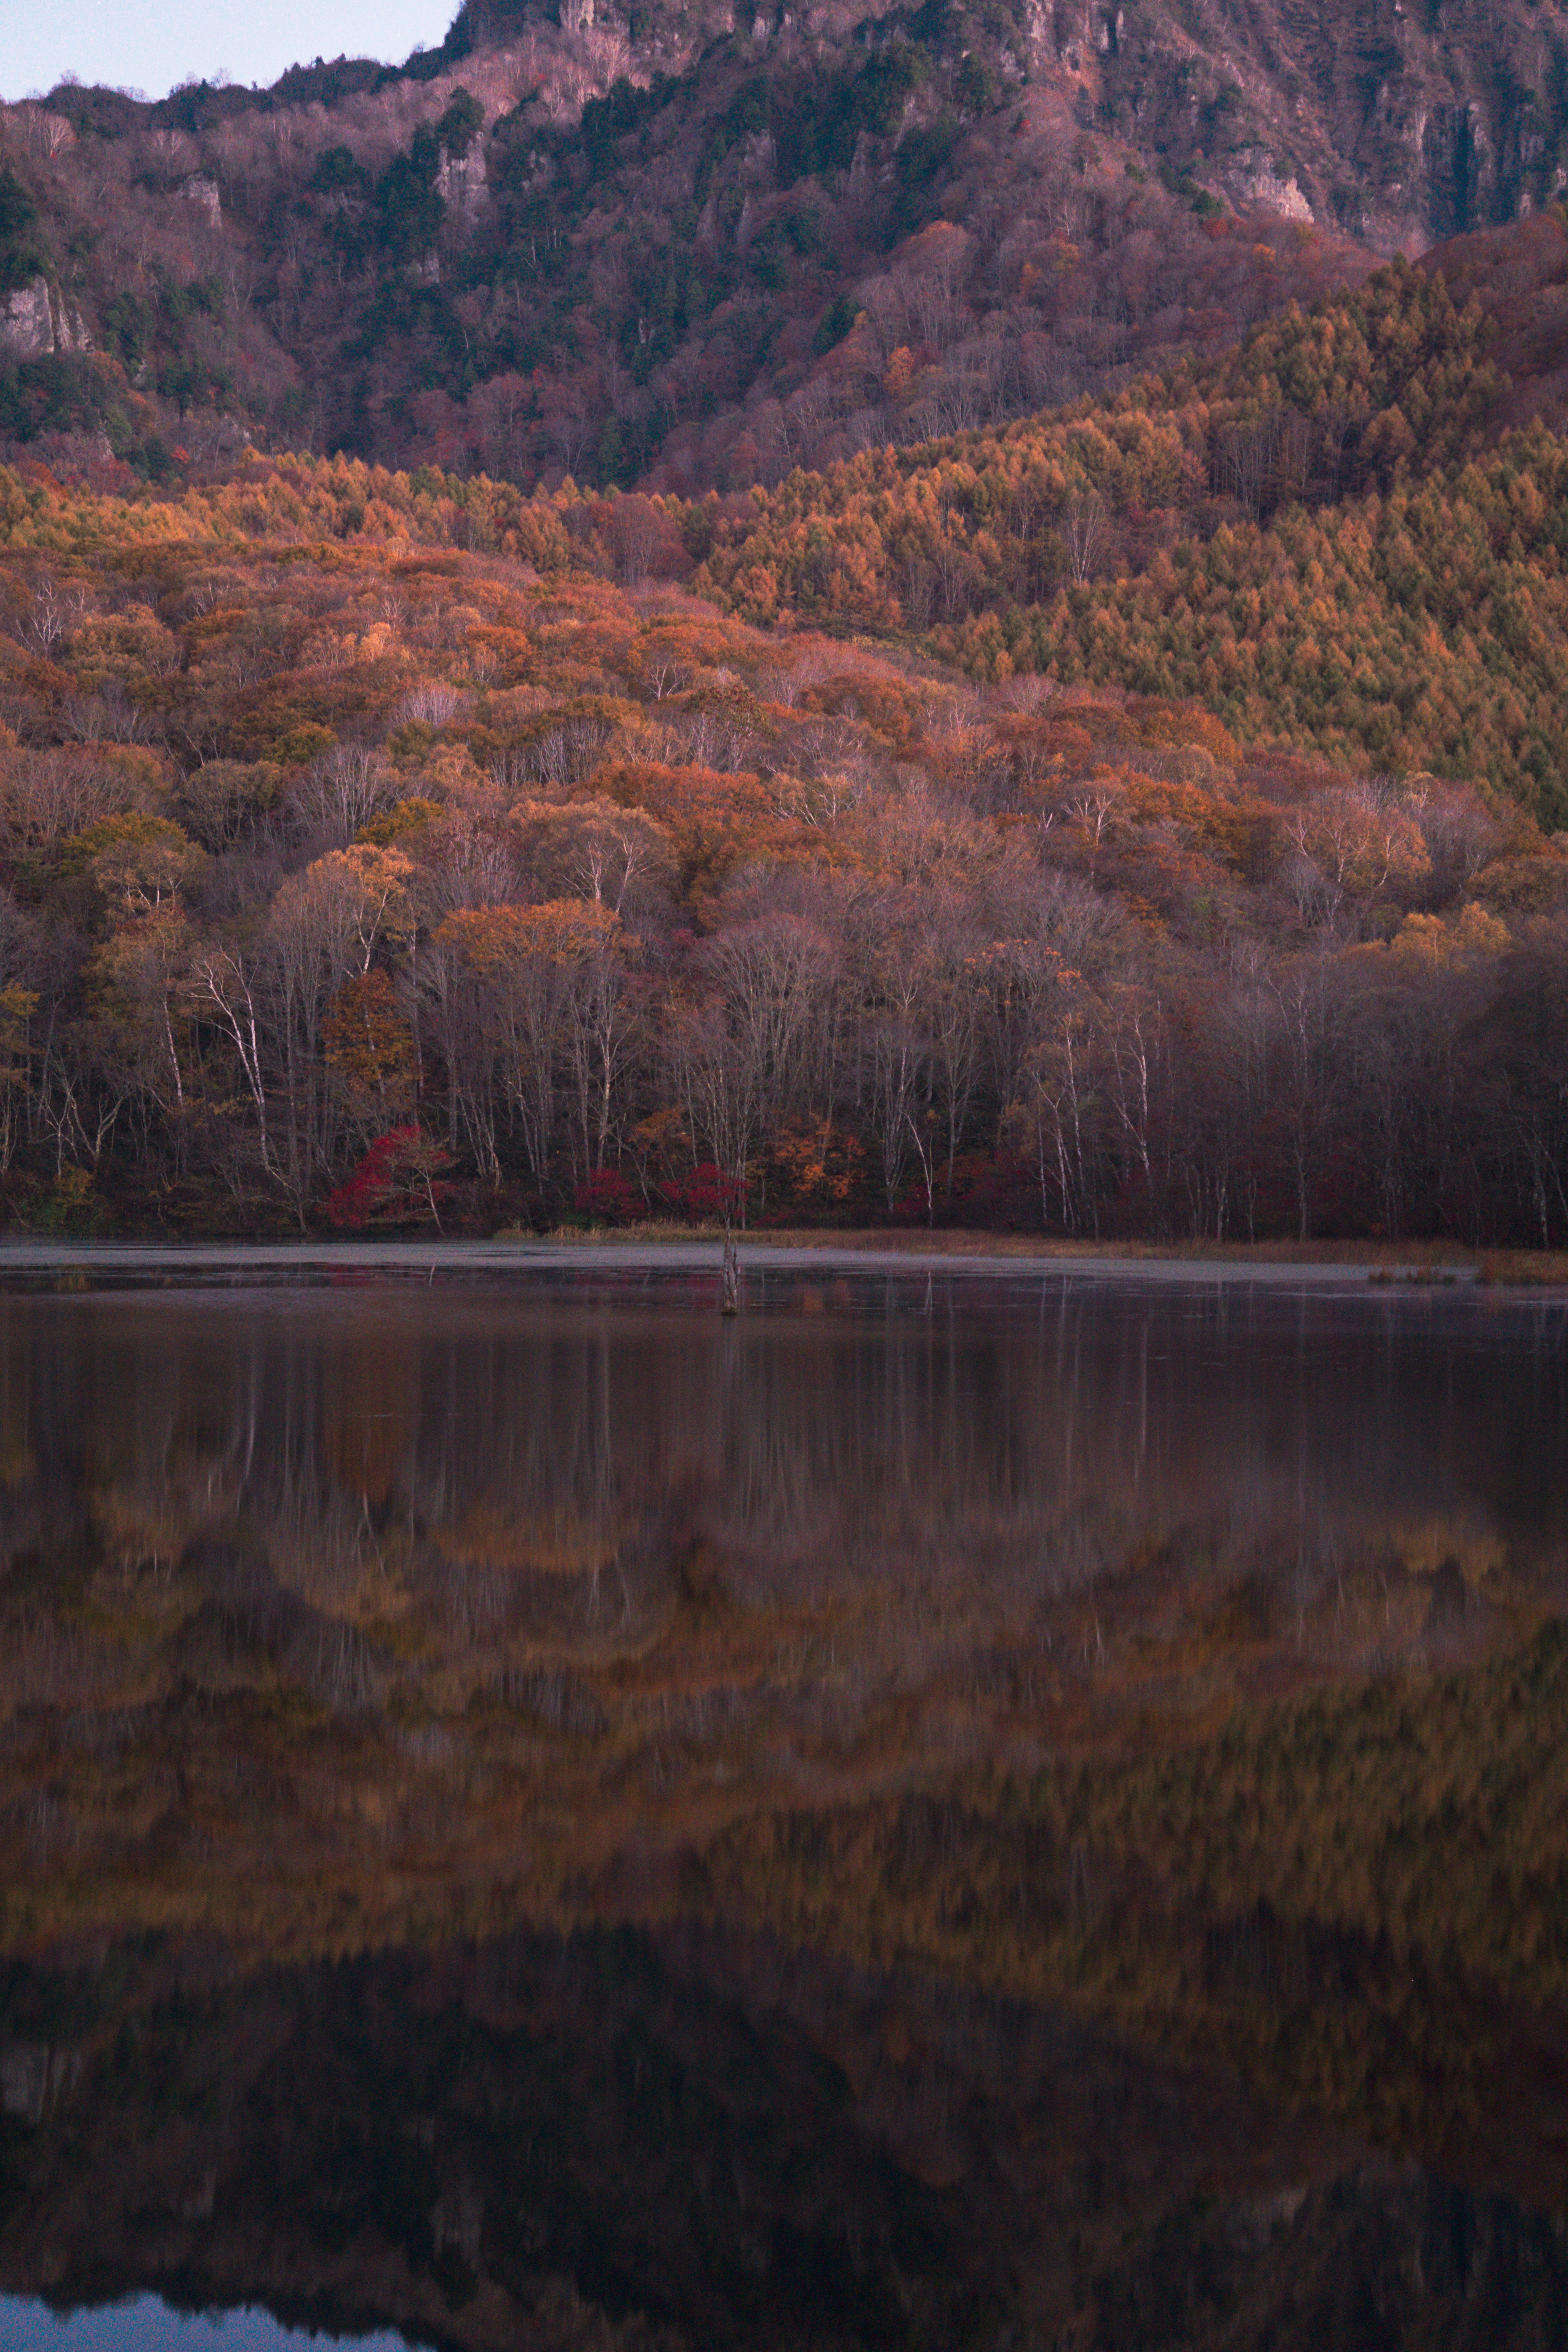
[
  {"x1": 660, "y1": 1163, "x2": 744, "y2": 1221},
  {"x1": 324, "y1": 1126, "x2": 454, "y2": 1229},
  {"x1": 573, "y1": 1167, "x2": 644, "y2": 1225}
]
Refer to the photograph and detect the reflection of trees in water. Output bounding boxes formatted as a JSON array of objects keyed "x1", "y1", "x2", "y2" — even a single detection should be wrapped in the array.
[
  {"x1": 0, "y1": 1282, "x2": 1564, "y2": 1984},
  {"x1": 0, "y1": 1283, "x2": 1561, "y2": 1730}
]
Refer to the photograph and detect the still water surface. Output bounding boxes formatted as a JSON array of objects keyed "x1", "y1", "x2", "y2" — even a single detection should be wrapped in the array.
[{"x1": 0, "y1": 1256, "x2": 1565, "y2": 2349}]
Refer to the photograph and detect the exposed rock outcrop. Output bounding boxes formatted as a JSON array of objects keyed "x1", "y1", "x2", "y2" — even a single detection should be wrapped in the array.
[
  {"x1": 0, "y1": 276, "x2": 90, "y2": 357},
  {"x1": 436, "y1": 141, "x2": 488, "y2": 223},
  {"x1": 179, "y1": 173, "x2": 222, "y2": 228},
  {"x1": 1229, "y1": 149, "x2": 1315, "y2": 224}
]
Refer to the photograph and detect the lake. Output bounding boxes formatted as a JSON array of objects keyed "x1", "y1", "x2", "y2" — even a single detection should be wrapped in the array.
[{"x1": 1, "y1": 1250, "x2": 1566, "y2": 2350}]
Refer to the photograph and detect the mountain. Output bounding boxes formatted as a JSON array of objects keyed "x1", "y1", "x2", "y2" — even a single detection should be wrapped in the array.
[
  {"x1": 3, "y1": 7, "x2": 1568, "y2": 1238},
  {"x1": 2, "y1": 0, "x2": 1567, "y2": 493},
  {"x1": 4, "y1": 1924, "x2": 1564, "y2": 2352}
]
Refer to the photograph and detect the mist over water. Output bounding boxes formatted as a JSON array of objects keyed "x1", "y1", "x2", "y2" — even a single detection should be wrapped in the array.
[{"x1": 1, "y1": 1261, "x2": 1566, "y2": 2349}]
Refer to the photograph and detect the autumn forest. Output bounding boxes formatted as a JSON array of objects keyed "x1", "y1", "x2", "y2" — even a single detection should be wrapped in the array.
[{"x1": 5, "y1": 5, "x2": 1568, "y2": 1243}]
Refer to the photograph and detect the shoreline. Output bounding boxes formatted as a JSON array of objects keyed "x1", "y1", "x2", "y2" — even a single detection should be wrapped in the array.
[{"x1": 0, "y1": 1231, "x2": 1535, "y2": 1288}]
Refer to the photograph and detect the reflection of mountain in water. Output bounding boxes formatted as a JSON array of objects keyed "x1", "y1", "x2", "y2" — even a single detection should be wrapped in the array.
[
  {"x1": 1, "y1": 1271, "x2": 1567, "y2": 2348},
  {"x1": 2, "y1": 1925, "x2": 1564, "y2": 2352}
]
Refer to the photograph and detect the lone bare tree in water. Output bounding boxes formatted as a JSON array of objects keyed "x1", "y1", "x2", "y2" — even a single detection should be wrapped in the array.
[
  {"x1": 670, "y1": 917, "x2": 839, "y2": 1314},
  {"x1": 721, "y1": 1218, "x2": 740, "y2": 1315}
]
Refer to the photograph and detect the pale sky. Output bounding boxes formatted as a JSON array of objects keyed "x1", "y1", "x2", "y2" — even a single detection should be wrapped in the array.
[
  {"x1": 0, "y1": 1, "x2": 462, "y2": 104},
  {"x1": 1, "y1": 2292, "x2": 408, "y2": 2350}
]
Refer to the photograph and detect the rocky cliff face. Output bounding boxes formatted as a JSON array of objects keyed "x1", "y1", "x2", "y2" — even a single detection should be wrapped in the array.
[
  {"x1": 1085, "y1": 0, "x2": 1568, "y2": 247},
  {"x1": 0, "y1": 275, "x2": 89, "y2": 357},
  {"x1": 462, "y1": 0, "x2": 1568, "y2": 248}
]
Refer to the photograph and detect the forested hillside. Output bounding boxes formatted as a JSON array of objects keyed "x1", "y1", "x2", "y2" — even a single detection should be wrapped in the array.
[
  {"x1": 0, "y1": 411, "x2": 1565, "y2": 1245},
  {"x1": 6, "y1": 0, "x2": 1568, "y2": 494},
  {"x1": 0, "y1": 13, "x2": 1372, "y2": 494},
  {"x1": 697, "y1": 231, "x2": 1568, "y2": 817}
]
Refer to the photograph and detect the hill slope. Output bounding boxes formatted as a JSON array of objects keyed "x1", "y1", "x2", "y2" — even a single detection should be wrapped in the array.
[
  {"x1": 4, "y1": 0, "x2": 1568, "y2": 491},
  {"x1": 0, "y1": 441, "x2": 1564, "y2": 1242},
  {"x1": 694, "y1": 224, "x2": 1568, "y2": 818}
]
